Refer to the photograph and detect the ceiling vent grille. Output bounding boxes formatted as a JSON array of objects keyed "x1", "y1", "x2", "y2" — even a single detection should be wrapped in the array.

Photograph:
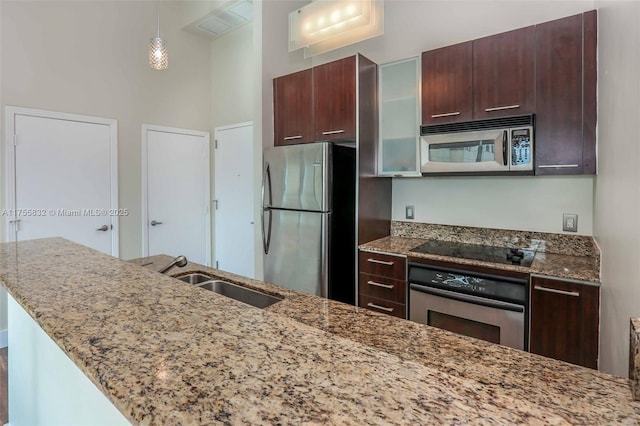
[{"x1": 189, "y1": 0, "x2": 253, "y2": 39}]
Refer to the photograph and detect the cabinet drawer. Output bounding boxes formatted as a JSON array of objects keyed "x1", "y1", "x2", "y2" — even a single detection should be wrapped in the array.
[
  {"x1": 358, "y1": 273, "x2": 406, "y2": 304},
  {"x1": 359, "y1": 251, "x2": 406, "y2": 280},
  {"x1": 359, "y1": 294, "x2": 405, "y2": 319}
]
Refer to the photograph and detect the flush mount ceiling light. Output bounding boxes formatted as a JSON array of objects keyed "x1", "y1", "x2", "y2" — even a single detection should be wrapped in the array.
[
  {"x1": 289, "y1": 0, "x2": 384, "y2": 58},
  {"x1": 149, "y1": 0, "x2": 168, "y2": 70}
]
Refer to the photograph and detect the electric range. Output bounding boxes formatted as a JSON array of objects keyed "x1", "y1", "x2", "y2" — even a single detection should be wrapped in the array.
[{"x1": 409, "y1": 239, "x2": 536, "y2": 267}]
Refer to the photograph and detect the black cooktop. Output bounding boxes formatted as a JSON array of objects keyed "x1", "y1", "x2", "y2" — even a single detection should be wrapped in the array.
[{"x1": 410, "y1": 239, "x2": 536, "y2": 267}]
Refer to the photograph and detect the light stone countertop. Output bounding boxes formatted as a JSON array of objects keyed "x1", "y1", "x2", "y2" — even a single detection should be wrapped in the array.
[
  {"x1": 1, "y1": 237, "x2": 637, "y2": 425},
  {"x1": 359, "y1": 235, "x2": 600, "y2": 283}
]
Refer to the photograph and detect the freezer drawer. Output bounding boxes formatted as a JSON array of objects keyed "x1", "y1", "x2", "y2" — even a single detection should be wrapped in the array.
[{"x1": 263, "y1": 209, "x2": 329, "y2": 297}]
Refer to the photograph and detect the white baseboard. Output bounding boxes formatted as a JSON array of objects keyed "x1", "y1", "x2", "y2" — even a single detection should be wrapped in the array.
[{"x1": 0, "y1": 328, "x2": 7, "y2": 348}]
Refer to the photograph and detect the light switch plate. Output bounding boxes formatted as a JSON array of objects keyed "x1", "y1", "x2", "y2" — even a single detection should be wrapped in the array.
[
  {"x1": 563, "y1": 213, "x2": 578, "y2": 232},
  {"x1": 405, "y1": 205, "x2": 415, "y2": 220}
]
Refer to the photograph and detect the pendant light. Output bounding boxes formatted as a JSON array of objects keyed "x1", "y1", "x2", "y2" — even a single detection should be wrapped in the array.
[{"x1": 149, "y1": 0, "x2": 168, "y2": 70}]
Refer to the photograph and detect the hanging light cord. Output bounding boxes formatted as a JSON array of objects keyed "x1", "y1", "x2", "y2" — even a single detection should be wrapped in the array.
[{"x1": 156, "y1": 0, "x2": 160, "y2": 38}]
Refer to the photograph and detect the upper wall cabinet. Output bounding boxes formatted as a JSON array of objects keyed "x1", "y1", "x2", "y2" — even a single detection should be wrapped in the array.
[
  {"x1": 379, "y1": 57, "x2": 421, "y2": 176},
  {"x1": 534, "y1": 11, "x2": 597, "y2": 175},
  {"x1": 273, "y1": 56, "x2": 357, "y2": 146},
  {"x1": 421, "y1": 42, "x2": 473, "y2": 125},
  {"x1": 420, "y1": 11, "x2": 596, "y2": 176},
  {"x1": 313, "y1": 56, "x2": 357, "y2": 141},
  {"x1": 472, "y1": 26, "x2": 535, "y2": 119},
  {"x1": 273, "y1": 69, "x2": 314, "y2": 145}
]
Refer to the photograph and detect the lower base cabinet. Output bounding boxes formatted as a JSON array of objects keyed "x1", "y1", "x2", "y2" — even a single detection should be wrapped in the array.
[
  {"x1": 358, "y1": 250, "x2": 407, "y2": 319},
  {"x1": 529, "y1": 276, "x2": 600, "y2": 369}
]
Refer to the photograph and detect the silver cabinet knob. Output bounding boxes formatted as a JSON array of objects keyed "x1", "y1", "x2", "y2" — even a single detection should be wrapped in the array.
[
  {"x1": 150, "y1": 220, "x2": 163, "y2": 226},
  {"x1": 97, "y1": 225, "x2": 109, "y2": 232}
]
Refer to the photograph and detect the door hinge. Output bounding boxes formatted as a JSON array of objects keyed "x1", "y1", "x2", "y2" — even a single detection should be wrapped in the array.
[
  {"x1": 13, "y1": 134, "x2": 17, "y2": 146},
  {"x1": 214, "y1": 139, "x2": 218, "y2": 149},
  {"x1": 216, "y1": 261, "x2": 219, "y2": 269},
  {"x1": 213, "y1": 199, "x2": 218, "y2": 210}
]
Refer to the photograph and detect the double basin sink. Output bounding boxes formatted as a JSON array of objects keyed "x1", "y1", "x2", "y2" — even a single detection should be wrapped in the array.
[{"x1": 176, "y1": 273, "x2": 283, "y2": 309}]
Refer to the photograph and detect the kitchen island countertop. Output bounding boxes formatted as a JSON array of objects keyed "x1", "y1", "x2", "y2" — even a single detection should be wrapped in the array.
[{"x1": 1, "y1": 238, "x2": 637, "y2": 424}]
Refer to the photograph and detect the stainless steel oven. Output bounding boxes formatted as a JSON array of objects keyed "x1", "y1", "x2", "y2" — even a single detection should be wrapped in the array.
[{"x1": 408, "y1": 263, "x2": 528, "y2": 350}]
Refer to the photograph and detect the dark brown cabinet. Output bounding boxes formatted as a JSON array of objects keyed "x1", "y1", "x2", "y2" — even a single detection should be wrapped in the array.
[
  {"x1": 421, "y1": 27, "x2": 535, "y2": 124},
  {"x1": 313, "y1": 56, "x2": 357, "y2": 141},
  {"x1": 421, "y1": 41, "x2": 473, "y2": 124},
  {"x1": 534, "y1": 11, "x2": 597, "y2": 175},
  {"x1": 273, "y1": 56, "x2": 357, "y2": 145},
  {"x1": 529, "y1": 276, "x2": 599, "y2": 369},
  {"x1": 273, "y1": 69, "x2": 314, "y2": 146},
  {"x1": 358, "y1": 250, "x2": 406, "y2": 319},
  {"x1": 473, "y1": 26, "x2": 535, "y2": 120}
]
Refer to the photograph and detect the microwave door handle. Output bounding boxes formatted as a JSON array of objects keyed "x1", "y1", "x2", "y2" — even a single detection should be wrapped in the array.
[{"x1": 502, "y1": 130, "x2": 508, "y2": 167}]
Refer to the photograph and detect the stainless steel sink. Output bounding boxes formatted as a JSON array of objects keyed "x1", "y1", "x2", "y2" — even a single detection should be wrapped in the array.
[
  {"x1": 175, "y1": 273, "x2": 282, "y2": 309},
  {"x1": 197, "y1": 280, "x2": 282, "y2": 309},
  {"x1": 176, "y1": 273, "x2": 211, "y2": 285}
]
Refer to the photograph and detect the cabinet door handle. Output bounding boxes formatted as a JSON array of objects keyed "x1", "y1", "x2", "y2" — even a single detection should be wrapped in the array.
[
  {"x1": 485, "y1": 104, "x2": 520, "y2": 112},
  {"x1": 367, "y1": 280, "x2": 394, "y2": 289},
  {"x1": 283, "y1": 135, "x2": 302, "y2": 141},
  {"x1": 367, "y1": 258, "x2": 394, "y2": 266},
  {"x1": 367, "y1": 303, "x2": 393, "y2": 312},
  {"x1": 537, "y1": 164, "x2": 579, "y2": 169},
  {"x1": 431, "y1": 111, "x2": 460, "y2": 118},
  {"x1": 322, "y1": 130, "x2": 345, "y2": 135},
  {"x1": 534, "y1": 285, "x2": 580, "y2": 297}
]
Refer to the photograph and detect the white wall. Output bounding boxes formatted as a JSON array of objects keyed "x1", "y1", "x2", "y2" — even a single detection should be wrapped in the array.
[
  {"x1": 0, "y1": 1, "x2": 212, "y2": 332},
  {"x1": 211, "y1": 24, "x2": 254, "y2": 130},
  {"x1": 394, "y1": 176, "x2": 594, "y2": 234},
  {"x1": 593, "y1": 1, "x2": 640, "y2": 377}
]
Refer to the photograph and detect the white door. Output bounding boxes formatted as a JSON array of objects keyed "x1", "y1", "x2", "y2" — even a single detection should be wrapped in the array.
[
  {"x1": 214, "y1": 122, "x2": 255, "y2": 278},
  {"x1": 5, "y1": 107, "x2": 118, "y2": 256},
  {"x1": 143, "y1": 125, "x2": 210, "y2": 266}
]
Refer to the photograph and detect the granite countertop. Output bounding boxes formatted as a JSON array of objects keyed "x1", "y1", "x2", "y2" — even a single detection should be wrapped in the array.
[
  {"x1": 359, "y1": 235, "x2": 600, "y2": 283},
  {"x1": 631, "y1": 318, "x2": 640, "y2": 401},
  {"x1": 2, "y1": 238, "x2": 637, "y2": 424}
]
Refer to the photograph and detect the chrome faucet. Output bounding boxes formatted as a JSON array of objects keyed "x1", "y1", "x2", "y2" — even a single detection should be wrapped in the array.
[{"x1": 159, "y1": 255, "x2": 188, "y2": 274}]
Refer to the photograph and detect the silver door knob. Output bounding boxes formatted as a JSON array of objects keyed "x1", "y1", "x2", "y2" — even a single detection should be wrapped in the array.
[
  {"x1": 97, "y1": 225, "x2": 109, "y2": 232},
  {"x1": 150, "y1": 220, "x2": 163, "y2": 226}
]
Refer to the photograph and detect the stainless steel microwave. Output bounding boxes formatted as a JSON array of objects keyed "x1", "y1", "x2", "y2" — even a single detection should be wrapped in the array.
[{"x1": 420, "y1": 115, "x2": 534, "y2": 174}]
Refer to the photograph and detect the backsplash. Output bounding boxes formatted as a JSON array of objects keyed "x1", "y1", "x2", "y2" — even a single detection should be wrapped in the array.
[{"x1": 391, "y1": 221, "x2": 599, "y2": 257}]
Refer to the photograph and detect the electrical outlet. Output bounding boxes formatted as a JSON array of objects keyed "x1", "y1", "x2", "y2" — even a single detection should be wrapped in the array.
[
  {"x1": 405, "y1": 205, "x2": 415, "y2": 220},
  {"x1": 563, "y1": 213, "x2": 578, "y2": 232}
]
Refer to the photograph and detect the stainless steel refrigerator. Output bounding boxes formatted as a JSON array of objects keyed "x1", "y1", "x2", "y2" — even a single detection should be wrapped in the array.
[{"x1": 262, "y1": 142, "x2": 356, "y2": 303}]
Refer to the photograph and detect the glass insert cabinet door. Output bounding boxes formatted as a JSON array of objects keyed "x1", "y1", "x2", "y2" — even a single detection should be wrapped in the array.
[{"x1": 378, "y1": 56, "x2": 421, "y2": 176}]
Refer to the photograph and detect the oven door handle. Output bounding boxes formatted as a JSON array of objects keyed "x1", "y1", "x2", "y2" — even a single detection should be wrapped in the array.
[{"x1": 409, "y1": 283, "x2": 525, "y2": 313}]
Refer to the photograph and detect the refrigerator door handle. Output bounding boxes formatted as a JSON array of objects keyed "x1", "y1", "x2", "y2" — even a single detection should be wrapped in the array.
[{"x1": 261, "y1": 163, "x2": 273, "y2": 254}]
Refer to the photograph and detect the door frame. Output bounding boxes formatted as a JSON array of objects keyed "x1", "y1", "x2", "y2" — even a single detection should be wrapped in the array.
[
  {"x1": 4, "y1": 106, "x2": 119, "y2": 256},
  {"x1": 141, "y1": 124, "x2": 211, "y2": 264}
]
